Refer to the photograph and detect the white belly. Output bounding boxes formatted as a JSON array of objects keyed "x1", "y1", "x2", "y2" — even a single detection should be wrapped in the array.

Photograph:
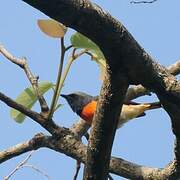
[{"x1": 117, "y1": 104, "x2": 150, "y2": 128}]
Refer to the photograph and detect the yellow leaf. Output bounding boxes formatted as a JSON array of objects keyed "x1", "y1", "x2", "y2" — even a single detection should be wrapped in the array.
[{"x1": 37, "y1": 19, "x2": 67, "y2": 38}]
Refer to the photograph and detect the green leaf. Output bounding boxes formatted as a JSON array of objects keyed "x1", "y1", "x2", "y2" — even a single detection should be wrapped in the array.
[
  {"x1": 10, "y1": 81, "x2": 53, "y2": 123},
  {"x1": 70, "y1": 32, "x2": 105, "y2": 59},
  {"x1": 91, "y1": 53, "x2": 106, "y2": 81},
  {"x1": 70, "y1": 32, "x2": 106, "y2": 80}
]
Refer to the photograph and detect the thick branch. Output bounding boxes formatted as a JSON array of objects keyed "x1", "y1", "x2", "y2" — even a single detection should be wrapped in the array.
[
  {"x1": 0, "y1": 130, "x2": 178, "y2": 180},
  {"x1": 70, "y1": 119, "x2": 90, "y2": 138},
  {"x1": 21, "y1": 0, "x2": 180, "y2": 120},
  {"x1": 0, "y1": 133, "x2": 46, "y2": 163},
  {"x1": 0, "y1": 91, "x2": 61, "y2": 135},
  {"x1": 84, "y1": 70, "x2": 129, "y2": 179},
  {"x1": 15, "y1": 0, "x2": 180, "y2": 178},
  {"x1": 168, "y1": 61, "x2": 180, "y2": 76},
  {"x1": 125, "y1": 61, "x2": 180, "y2": 101}
]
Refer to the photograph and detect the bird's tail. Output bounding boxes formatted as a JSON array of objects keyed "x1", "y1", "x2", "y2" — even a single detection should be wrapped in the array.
[{"x1": 144, "y1": 101, "x2": 161, "y2": 110}]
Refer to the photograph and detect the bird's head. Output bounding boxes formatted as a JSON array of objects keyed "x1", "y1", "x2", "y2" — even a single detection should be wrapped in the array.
[{"x1": 61, "y1": 92, "x2": 94, "y2": 115}]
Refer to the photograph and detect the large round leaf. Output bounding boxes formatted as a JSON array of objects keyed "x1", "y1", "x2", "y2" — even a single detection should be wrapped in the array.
[
  {"x1": 71, "y1": 32, "x2": 106, "y2": 80},
  {"x1": 37, "y1": 19, "x2": 67, "y2": 38}
]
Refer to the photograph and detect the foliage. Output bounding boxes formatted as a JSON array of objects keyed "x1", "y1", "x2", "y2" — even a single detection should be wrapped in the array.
[{"x1": 10, "y1": 19, "x2": 105, "y2": 122}]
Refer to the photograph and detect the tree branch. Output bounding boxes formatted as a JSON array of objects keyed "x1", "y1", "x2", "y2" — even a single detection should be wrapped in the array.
[
  {"x1": 0, "y1": 91, "x2": 62, "y2": 135},
  {"x1": 18, "y1": 164, "x2": 51, "y2": 180},
  {"x1": 125, "y1": 60, "x2": 180, "y2": 101},
  {"x1": 4, "y1": 151, "x2": 35, "y2": 180},
  {"x1": 130, "y1": 0, "x2": 158, "y2": 4},
  {"x1": 168, "y1": 61, "x2": 180, "y2": 75},
  {"x1": 0, "y1": 45, "x2": 49, "y2": 114},
  {"x1": 0, "y1": 130, "x2": 178, "y2": 179},
  {"x1": 0, "y1": 134, "x2": 46, "y2": 163},
  {"x1": 1, "y1": 89, "x2": 179, "y2": 178},
  {"x1": 21, "y1": 0, "x2": 180, "y2": 117},
  {"x1": 84, "y1": 70, "x2": 129, "y2": 179},
  {"x1": 11, "y1": 0, "x2": 180, "y2": 178},
  {"x1": 70, "y1": 118, "x2": 90, "y2": 138}
]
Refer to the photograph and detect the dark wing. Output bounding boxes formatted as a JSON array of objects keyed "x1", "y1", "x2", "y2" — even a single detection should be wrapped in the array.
[
  {"x1": 93, "y1": 96, "x2": 140, "y2": 105},
  {"x1": 123, "y1": 100, "x2": 140, "y2": 105},
  {"x1": 136, "y1": 112, "x2": 146, "y2": 118}
]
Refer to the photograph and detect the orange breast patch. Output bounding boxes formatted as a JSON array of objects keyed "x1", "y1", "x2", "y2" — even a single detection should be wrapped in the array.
[{"x1": 80, "y1": 100, "x2": 97, "y2": 124}]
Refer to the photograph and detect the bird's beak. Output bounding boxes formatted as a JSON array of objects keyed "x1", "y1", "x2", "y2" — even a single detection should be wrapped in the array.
[{"x1": 60, "y1": 94, "x2": 68, "y2": 99}]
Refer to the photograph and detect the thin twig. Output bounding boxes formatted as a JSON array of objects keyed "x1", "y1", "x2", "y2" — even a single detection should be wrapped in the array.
[
  {"x1": 21, "y1": 164, "x2": 51, "y2": 180},
  {"x1": 65, "y1": 45, "x2": 73, "y2": 51},
  {"x1": 73, "y1": 161, "x2": 81, "y2": 180},
  {"x1": 58, "y1": 48, "x2": 87, "y2": 92},
  {"x1": 4, "y1": 151, "x2": 35, "y2": 180},
  {"x1": 130, "y1": 0, "x2": 158, "y2": 4},
  {"x1": 0, "y1": 45, "x2": 49, "y2": 114}
]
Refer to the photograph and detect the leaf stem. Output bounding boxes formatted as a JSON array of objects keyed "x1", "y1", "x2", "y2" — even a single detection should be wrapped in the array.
[
  {"x1": 48, "y1": 47, "x2": 87, "y2": 119},
  {"x1": 57, "y1": 49, "x2": 88, "y2": 98},
  {"x1": 48, "y1": 38, "x2": 66, "y2": 119},
  {"x1": 65, "y1": 45, "x2": 73, "y2": 51}
]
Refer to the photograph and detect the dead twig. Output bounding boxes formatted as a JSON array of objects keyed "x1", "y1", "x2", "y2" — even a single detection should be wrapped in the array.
[
  {"x1": 20, "y1": 164, "x2": 51, "y2": 180},
  {"x1": 4, "y1": 151, "x2": 35, "y2": 180},
  {"x1": 0, "y1": 45, "x2": 49, "y2": 114},
  {"x1": 130, "y1": 0, "x2": 158, "y2": 4}
]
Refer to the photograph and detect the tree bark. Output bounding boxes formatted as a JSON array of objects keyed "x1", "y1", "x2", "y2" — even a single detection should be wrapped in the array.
[{"x1": 8, "y1": 0, "x2": 179, "y2": 179}]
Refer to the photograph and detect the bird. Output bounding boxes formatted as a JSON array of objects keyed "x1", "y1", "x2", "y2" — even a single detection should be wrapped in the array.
[{"x1": 61, "y1": 92, "x2": 161, "y2": 128}]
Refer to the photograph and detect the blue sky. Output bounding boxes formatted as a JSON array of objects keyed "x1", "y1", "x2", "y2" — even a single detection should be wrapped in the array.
[{"x1": 0, "y1": 0, "x2": 180, "y2": 179}]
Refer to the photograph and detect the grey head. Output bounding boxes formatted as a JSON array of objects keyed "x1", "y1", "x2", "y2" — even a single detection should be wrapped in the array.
[{"x1": 60, "y1": 92, "x2": 94, "y2": 115}]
